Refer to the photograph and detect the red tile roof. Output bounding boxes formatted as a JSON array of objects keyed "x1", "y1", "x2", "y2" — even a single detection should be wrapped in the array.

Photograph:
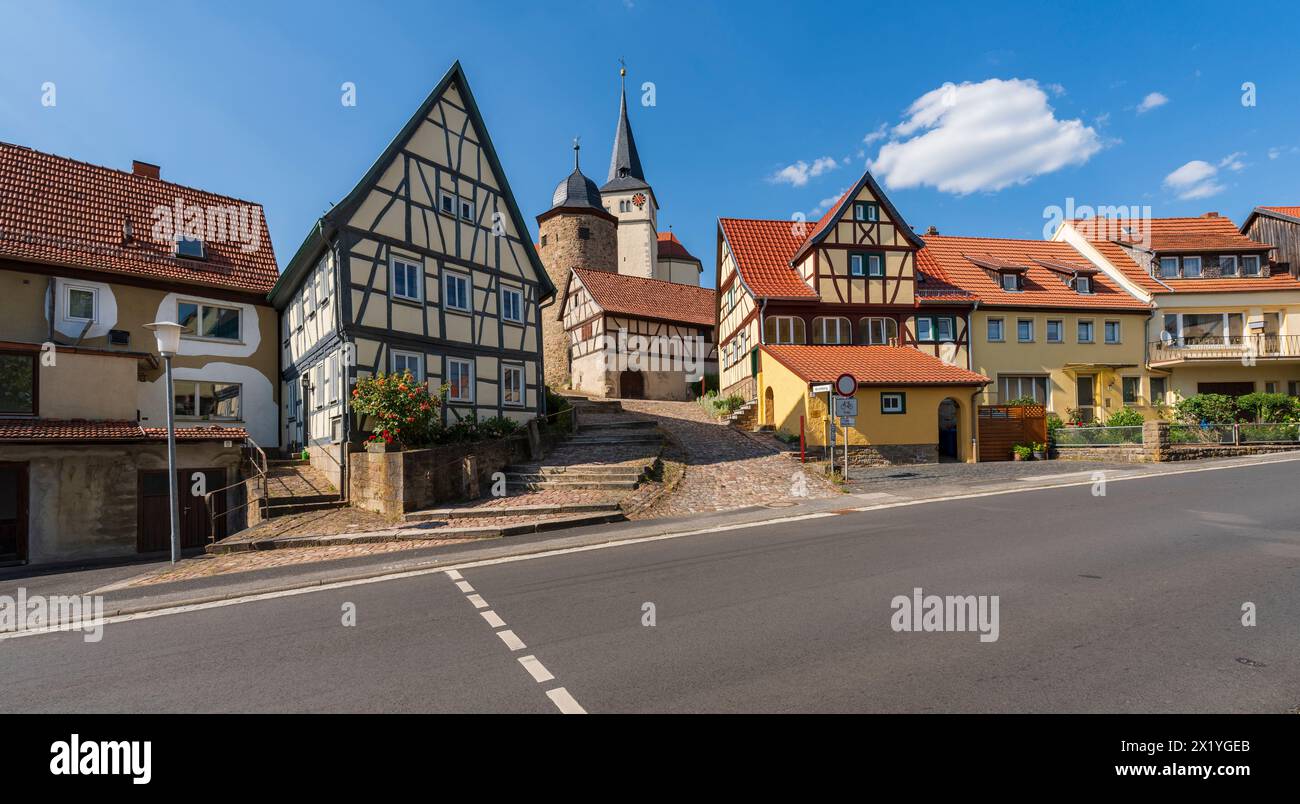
[
  {"x1": 1070, "y1": 216, "x2": 1297, "y2": 294},
  {"x1": 0, "y1": 142, "x2": 279, "y2": 295},
  {"x1": 0, "y1": 419, "x2": 246, "y2": 443},
  {"x1": 920, "y1": 235, "x2": 1148, "y2": 310},
  {"x1": 718, "y1": 217, "x2": 818, "y2": 299},
  {"x1": 572, "y1": 268, "x2": 716, "y2": 327},
  {"x1": 656, "y1": 231, "x2": 699, "y2": 262},
  {"x1": 1254, "y1": 205, "x2": 1300, "y2": 220},
  {"x1": 762, "y1": 344, "x2": 989, "y2": 386}
]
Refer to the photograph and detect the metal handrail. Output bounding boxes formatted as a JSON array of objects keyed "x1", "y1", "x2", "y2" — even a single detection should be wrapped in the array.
[
  {"x1": 203, "y1": 435, "x2": 270, "y2": 542},
  {"x1": 1151, "y1": 333, "x2": 1300, "y2": 361}
]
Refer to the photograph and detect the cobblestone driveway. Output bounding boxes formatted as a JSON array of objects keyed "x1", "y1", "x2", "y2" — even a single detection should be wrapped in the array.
[{"x1": 618, "y1": 399, "x2": 838, "y2": 516}]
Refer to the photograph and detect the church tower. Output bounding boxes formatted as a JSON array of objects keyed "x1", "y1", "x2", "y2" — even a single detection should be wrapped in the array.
[
  {"x1": 601, "y1": 66, "x2": 659, "y2": 279},
  {"x1": 536, "y1": 141, "x2": 618, "y2": 388}
]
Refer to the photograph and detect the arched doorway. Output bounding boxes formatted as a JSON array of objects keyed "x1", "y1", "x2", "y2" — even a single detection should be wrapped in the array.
[
  {"x1": 619, "y1": 370, "x2": 645, "y2": 400},
  {"x1": 763, "y1": 387, "x2": 774, "y2": 427},
  {"x1": 938, "y1": 398, "x2": 960, "y2": 461}
]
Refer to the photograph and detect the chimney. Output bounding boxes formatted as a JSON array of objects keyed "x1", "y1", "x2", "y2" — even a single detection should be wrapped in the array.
[
  {"x1": 1201, "y1": 211, "x2": 1221, "y2": 218},
  {"x1": 925, "y1": 225, "x2": 939, "y2": 236},
  {"x1": 132, "y1": 160, "x2": 160, "y2": 180}
]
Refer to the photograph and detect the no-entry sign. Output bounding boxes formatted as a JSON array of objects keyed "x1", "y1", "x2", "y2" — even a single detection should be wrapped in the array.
[{"x1": 835, "y1": 373, "x2": 857, "y2": 397}]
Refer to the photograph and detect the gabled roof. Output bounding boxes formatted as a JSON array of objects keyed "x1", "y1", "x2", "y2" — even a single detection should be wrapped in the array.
[
  {"x1": 569, "y1": 268, "x2": 715, "y2": 327},
  {"x1": 1067, "y1": 216, "x2": 1297, "y2": 294},
  {"x1": 717, "y1": 217, "x2": 818, "y2": 299},
  {"x1": 0, "y1": 141, "x2": 278, "y2": 295},
  {"x1": 791, "y1": 169, "x2": 925, "y2": 263},
  {"x1": 272, "y1": 62, "x2": 555, "y2": 308},
  {"x1": 762, "y1": 344, "x2": 989, "y2": 386},
  {"x1": 1242, "y1": 205, "x2": 1300, "y2": 231},
  {"x1": 919, "y1": 235, "x2": 1147, "y2": 310},
  {"x1": 603, "y1": 77, "x2": 648, "y2": 193},
  {"x1": 0, "y1": 418, "x2": 246, "y2": 443},
  {"x1": 656, "y1": 231, "x2": 699, "y2": 262}
]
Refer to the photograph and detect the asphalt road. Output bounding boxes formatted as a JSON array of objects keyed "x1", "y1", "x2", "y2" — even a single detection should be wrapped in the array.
[{"x1": 3, "y1": 459, "x2": 1298, "y2": 713}]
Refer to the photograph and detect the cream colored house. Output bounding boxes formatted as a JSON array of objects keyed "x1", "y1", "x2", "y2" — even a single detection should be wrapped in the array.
[{"x1": 1055, "y1": 214, "x2": 1300, "y2": 404}]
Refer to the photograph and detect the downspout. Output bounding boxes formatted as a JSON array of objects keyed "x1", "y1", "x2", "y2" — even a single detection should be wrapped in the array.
[
  {"x1": 967, "y1": 299, "x2": 980, "y2": 462},
  {"x1": 46, "y1": 277, "x2": 55, "y2": 341}
]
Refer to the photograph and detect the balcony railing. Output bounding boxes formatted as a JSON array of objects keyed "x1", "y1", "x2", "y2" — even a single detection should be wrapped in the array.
[{"x1": 1149, "y1": 334, "x2": 1300, "y2": 363}]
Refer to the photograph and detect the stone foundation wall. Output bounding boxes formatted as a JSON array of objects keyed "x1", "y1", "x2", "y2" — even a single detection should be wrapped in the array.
[
  {"x1": 815, "y1": 443, "x2": 938, "y2": 467},
  {"x1": 1049, "y1": 421, "x2": 1300, "y2": 463},
  {"x1": 349, "y1": 434, "x2": 533, "y2": 518},
  {"x1": 1054, "y1": 446, "x2": 1150, "y2": 463}
]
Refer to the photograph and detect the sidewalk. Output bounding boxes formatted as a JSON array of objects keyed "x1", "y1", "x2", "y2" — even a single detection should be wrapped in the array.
[{"x1": 4, "y1": 449, "x2": 1299, "y2": 627}]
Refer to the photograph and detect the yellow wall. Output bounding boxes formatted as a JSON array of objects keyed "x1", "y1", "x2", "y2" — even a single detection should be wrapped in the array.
[
  {"x1": 972, "y1": 309, "x2": 1157, "y2": 420},
  {"x1": 758, "y1": 353, "x2": 974, "y2": 459}
]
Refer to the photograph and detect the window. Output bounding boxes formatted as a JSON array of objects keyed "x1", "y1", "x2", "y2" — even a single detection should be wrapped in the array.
[
  {"x1": 1159, "y1": 257, "x2": 1179, "y2": 278},
  {"x1": 1122, "y1": 376, "x2": 1140, "y2": 405},
  {"x1": 502, "y1": 364, "x2": 524, "y2": 407},
  {"x1": 439, "y1": 191, "x2": 456, "y2": 215},
  {"x1": 1046, "y1": 319, "x2": 1063, "y2": 343},
  {"x1": 1182, "y1": 256, "x2": 1202, "y2": 278},
  {"x1": 880, "y1": 392, "x2": 906, "y2": 414},
  {"x1": 324, "y1": 355, "x2": 334, "y2": 403},
  {"x1": 853, "y1": 201, "x2": 879, "y2": 222},
  {"x1": 915, "y1": 316, "x2": 955, "y2": 343},
  {"x1": 501, "y1": 287, "x2": 523, "y2": 323},
  {"x1": 173, "y1": 381, "x2": 241, "y2": 420},
  {"x1": 176, "y1": 237, "x2": 206, "y2": 260},
  {"x1": 578, "y1": 227, "x2": 590, "y2": 240},
  {"x1": 391, "y1": 256, "x2": 422, "y2": 302},
  {"x1": 860, "y1": 317, "x2": 898, "y2": 345},
  {"x1": 331, "y1": 417, "x2": 343, "y2": 442},
  {"x1": 987, "y1": 318, "x2": 1004, "y2": 342},
  {"x1": 178, "y1": 301, "x2": 241, "y2": 341},
  {"x1": 460, "y1": 197, "x2": 476, "y2": 221},
  {"x1": 443, "y1": 271, "x2": 471, "y2": 312},
  {"x1": 1104, "y1": 320, "x2": 1121, "y2": 344},
  {"x1": 540, "y1": 234, "x2": 548, "y2": 247},
  {"x1": 1220, "y1": 255, "x2": 1238, "y2": 276},
  {"x1": 1265, "y1": 381, "x2": 1278, "y2": 394},
  {"x1": 849, "y1": 252, "x2": 884, "y2": 277},
  {"x1": 916, "y1": 317, "x2": 933, "y2": 342},
  {"x1": 812, "y1": 316, "x2": 851, "y2": 345},
  {"x1": 1167, "y1": 312, "x2": 1243, "y2": 345},
  {"x1": 64, "y1": 285, "x2": 97, "y2": 322},
  {"x1": 1017, "y1": 319, "x2": 1034, "y2": 343},
  {"x1": 1289, "y1": 380, "x2": 1299, "y2": 397},
  {"x1": 1000, "y1": 272, "x2": 1021, "y2": 292},
  {"x1": 999, "y1": 375, "x2": 1049, "y2": 405},
  {"x1": 935, "y1": 316, "x2": 954, "y2": 342},
  {"x1": 446, "y1": 358, "x2": 474, "y2": 402},
  {"x1": 1150, "y1": 376, "x2": 1167, "y2": 404},
  {"x1": 763, "y1": 316, "x2": 805, "y2": 345},
  {"x1": 391, "y1": 349, "x2": 423, "y2": 381},
  {"x1": 1075, "y1": 276, "x2": 1092, "y2": 294},
  {"x1": 1077, "y1": 320, "x2": 1095, "y2": 343},
  {"x1": 0, "y1": 353, "x2": 36, "y2": 414},
  {"x1": 1242, "y1": 255, "x2": 1262, "y2": 276}
]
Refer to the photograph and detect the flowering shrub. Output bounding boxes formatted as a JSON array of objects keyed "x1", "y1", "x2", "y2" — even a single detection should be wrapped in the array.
[{"x1": 350, "y1": 371, "x2": 441, "y2": 447}]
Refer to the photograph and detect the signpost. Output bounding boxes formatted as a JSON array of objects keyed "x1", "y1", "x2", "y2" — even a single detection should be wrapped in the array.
[{"x1": 833, "y1": 374, "x2": 857, "y2": 481}]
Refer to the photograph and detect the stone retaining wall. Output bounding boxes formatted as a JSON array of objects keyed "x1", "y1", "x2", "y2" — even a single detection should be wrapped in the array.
[
  {"x1": 349, "y1": 433, "x2": 532, "y2": 518},
  {"x1": 814, "y1": 443, "x2": 938, "y2": 467},
  {"x1": 1049, "y1": 421, "x2": 1300, "y2": 463}
]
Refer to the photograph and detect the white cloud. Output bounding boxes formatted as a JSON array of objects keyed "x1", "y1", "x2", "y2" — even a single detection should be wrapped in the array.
[
  {"x1": 868, "y1": 78, "x2": 1101, "y2": 195},
  {"x1": 1137, "y1": 92, "x2": 1169, "y2": 113},
  {"x1": 1164, "y1": 159, "x2": 1224, "y2": 200},
  {"x1": 862, "y1": 124, "x2": 888, "y2": 145},
  {"x1": 769, "y1": 156, "x2": 839, "y2": 187},
  {"x1": 810, "y1": 189, "x2": 847, "y2": 217},
  {"x1": 1268, "y1": 147, "x2": 1281, "y2": 160},
  {"x1": 1219, "y1": 152, "x2": 1246, "y2": 172}
]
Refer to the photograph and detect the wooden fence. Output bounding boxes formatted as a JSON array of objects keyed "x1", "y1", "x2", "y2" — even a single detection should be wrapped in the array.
[{"x1": 977, "y1": 404, "x2": 1047, "y2": 462}]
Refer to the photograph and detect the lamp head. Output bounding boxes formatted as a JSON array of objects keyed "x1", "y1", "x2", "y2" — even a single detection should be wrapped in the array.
[{"x1": 143, "y1": 320, "x2": 186, "y2": 356}]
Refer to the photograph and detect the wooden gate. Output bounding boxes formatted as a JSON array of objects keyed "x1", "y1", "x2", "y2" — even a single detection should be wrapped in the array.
[
  {"x1": 978, "y1": 405, "x2": 1047, "y2": 462},
  {"x1": 137, "y1": 468, "x2": 227, "y2": 553}
]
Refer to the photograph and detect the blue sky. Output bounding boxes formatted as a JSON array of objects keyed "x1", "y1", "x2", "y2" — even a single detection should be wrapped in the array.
[{"x1": 4, "y1": 0, "x2": 1300, "y2": 288}]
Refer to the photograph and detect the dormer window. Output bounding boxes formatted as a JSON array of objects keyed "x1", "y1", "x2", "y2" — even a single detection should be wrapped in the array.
[
  {"x1": 1182, "y1": 256, "x2": 1202, "y2": 278},
  {"x1": 1243, "y1": 255, "x2": 1262, "y2": 276},
  {"x1": 1074, "y1": 275, "x2": 1092, "y2": 294},
  {"x1": 1220, "y1": 256, "x2": 1238, "y2": 276},
  {"x1": 1158, "y1": 257, "x2": 1179, "y2": 278},
  {"x1": 1000, "y1": 272, "x2": 1022, "y2": 292},
  {"x1": 177, "y1": 236, "x2": 206, "y2": 260},
  {"x1": 852, "y1": 201, "x2": 879, "y2": 222}
]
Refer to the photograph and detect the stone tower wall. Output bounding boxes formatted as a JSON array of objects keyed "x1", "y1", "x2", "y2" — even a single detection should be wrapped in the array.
[{"x1": 537, "y1": 212, "x2": 618, "y2": 389}]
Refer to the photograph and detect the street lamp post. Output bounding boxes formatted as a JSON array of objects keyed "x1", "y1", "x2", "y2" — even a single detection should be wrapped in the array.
[{"x1": 144, "y1": 321, "x2": 185, "y2": 564}]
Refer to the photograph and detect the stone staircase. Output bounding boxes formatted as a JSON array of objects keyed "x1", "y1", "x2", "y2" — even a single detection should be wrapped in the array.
[
  {"x1": 263, "y1": 458, "x2": 346, "y2": 517},
  {"x1": 725, "y1": 398, "x2": 759, "y2": 430}
]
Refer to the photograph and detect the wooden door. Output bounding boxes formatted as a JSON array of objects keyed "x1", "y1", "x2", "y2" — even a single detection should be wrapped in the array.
[
  {"x1": 619, "y1": 370, "x2": 645, "y2": 400},
  {"x1": 138, "y1": 468, "x2": 228, "y2": 553},
  {"x1": 0, "y1": 462, "x2": 28, "y2": 563}
]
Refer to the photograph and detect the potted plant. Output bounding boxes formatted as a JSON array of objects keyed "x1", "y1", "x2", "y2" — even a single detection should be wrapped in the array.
[
  {"x1": 1012, "y1": 444, "x2": 1032, "y2": 461},
  {"x1": 1031, "y1": 441, "x2": 1046, "y2": 460}
]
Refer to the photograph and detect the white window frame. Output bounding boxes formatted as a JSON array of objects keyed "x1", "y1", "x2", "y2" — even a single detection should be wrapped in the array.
[
  {"x1": 501, "y1": 286, "x2": 524, "y2": 323},
  {"x1": 439, "y1": 190, "x2": 456, "y2": 216},
  {"x1": 1046, "y1": 319, "x2": 1063, "y2": 343},
  {"x1": 1158, "y1": 257, "x2": 1180, "y2": 278},
  {"x1": 173, "y1": 380, "x2": 243, "y2": 421},
  {"x1": 324, "y1": 354, "x2": 335, "y2": 403},
  {"x1": 849, "y1": 254, "x2": 865, "y2": 277},
  {"x1": 916, "y1": 317, "x2": 934, "y2": 343},
  {"x1": 460, "y1": 196, "x2": 476, "y2": 222},
  {"x1": 1077, "y1": 320, "x2": 1095, "y2": 343},
  {"x1": 391, "y1": 256, "x2": 423, "y2": 303},
  {"x1": 764, "y1": 316, "x2": 805, "y2": 345},
  {"x1": 987, "y1": 317, "x2": 1004, "y2": 342},
  {"x1": 812, "y1": 316, "x2": 851, "y2": 345},
  {"x1": 1220, "y1": 255, "x2": 1238, "y2": 276},
  {"x1": 1182, "y1": 256, "x2": 1203, "y2": 278},
  {"x1": 1017, "y1": 319, "x2": 1034, "y2": 343},
  {"x1": 1104, "y1": 320, "x2": 1121, "y2": 344},
  {"x1": 391, "y1": 349, "x2": 424, "y2": 382},
  {"x1": 1075, "y1": 276, "x2": 1092, "y2": 294},
  {"x1": 1242, "y1": 255, "x2": 1262, "y2": 276},
  {"x1": 862, "y1": 317, "x2": 897, "y2": 345},
  {"x1": 63, "y1": 284, "x2": 98, "y2": 323},
  {"x1": 880, "y1": 392, "x2": 905, "y2": 414},
  {"x1": 935, "y1": 317, "x2": 955, "y2": 342},
  {"x1": 443, "y1": 271, "x2": 471, "y2": 313},
  {"x1": 179, "y1": 299, "x2": 242, "y2": 342},
  {"x1": 502, "y1": 363, "x2": 525, "y2": 407},
  {"x1": 999, "y1": 375, "x2": 1050, "y2": 406},
  {"x1": 446, "y1": 357, "x2": 474, "y2": 403}
]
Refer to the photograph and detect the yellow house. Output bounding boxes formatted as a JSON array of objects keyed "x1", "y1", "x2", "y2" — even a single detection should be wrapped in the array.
[
  {"x1": 920, "y1": 234, "x2": 1154, "y2": 423},
  {"x1": 1056, "y1": 214, "x2": 1300, "y2": 405},
  {"x1": 759, "y1": 344, "x2": 989, "y2": 465}
]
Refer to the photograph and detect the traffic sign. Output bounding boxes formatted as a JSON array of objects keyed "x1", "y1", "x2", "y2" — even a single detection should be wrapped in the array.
[
  {"x1": 834, "y1": 397, "x2": 858, "y2": 417},
  {"x1": 839, "y1": 416, "x2": 856, "y2": 427},
  {"x1": 835, "y1": 373, "x2": 857, "y2": 397},
  {"x1": 811, "y1": 383, "x2": 832, "y2": 395}
]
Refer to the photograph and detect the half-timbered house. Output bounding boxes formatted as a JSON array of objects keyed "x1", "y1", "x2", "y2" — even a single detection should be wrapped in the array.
[{"x1": 270, "y1": 62, "x2": 554, "y2": 482}]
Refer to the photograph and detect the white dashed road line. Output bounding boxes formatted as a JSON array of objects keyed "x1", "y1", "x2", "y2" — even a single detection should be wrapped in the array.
[{"x1": 445, "y1": 570, "x2": 586, "y2": 714}]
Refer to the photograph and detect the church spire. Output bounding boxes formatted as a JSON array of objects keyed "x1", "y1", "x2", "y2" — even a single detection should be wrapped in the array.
[{"x1": 604, "y1": 60, "x2": 647, "y2": 190}]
